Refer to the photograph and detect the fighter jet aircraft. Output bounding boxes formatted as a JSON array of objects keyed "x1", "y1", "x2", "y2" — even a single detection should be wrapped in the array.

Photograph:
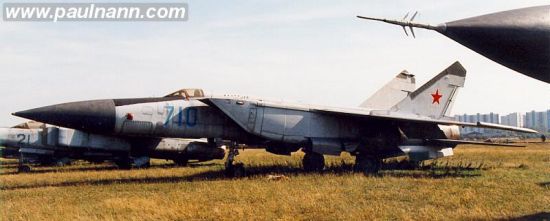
[
  {"x1": 0, "y1": 120, "x2": 225, "y2": 173},
  {"x1": 5, "y1": 77, "x2": 414, "y2": 172},
  {"x1": 12, "y1": 63, "x2": 537, "y2": 175},
  {"x1": 357, "y1": 5, "x2": 550, "y2": 83}
]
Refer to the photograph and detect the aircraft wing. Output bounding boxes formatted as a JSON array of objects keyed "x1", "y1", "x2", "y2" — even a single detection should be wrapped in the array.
[
  {"x1": 426, "y1": 139, "x2": 526, "y2": 147},
  {"x1": 309, "y1": 107, "x2": 538, "y2": 134},
  {"x1": 202, "y1": 97, "x2": 538, "y2": 135}
]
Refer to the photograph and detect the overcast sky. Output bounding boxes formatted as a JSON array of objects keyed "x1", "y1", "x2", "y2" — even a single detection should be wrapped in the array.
[{"x1": 1, "y1": 0, "x2": 549, "y2": 126}]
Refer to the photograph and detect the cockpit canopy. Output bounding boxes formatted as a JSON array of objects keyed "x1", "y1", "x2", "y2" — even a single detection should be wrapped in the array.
[
  {"x1": 12, "y1": 121, "x2": 45, "y2": 129},
  {"x1": 164, "y1": 88, "x2": 205, "y2": 98}
]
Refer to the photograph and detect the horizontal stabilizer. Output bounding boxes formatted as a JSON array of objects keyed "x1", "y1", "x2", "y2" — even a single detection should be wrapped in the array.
[{"x1": 472, "y1": 122, "x2": 538, "y2": 134}]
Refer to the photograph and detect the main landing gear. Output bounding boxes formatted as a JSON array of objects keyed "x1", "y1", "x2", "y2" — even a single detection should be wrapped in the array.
[
  {"x1": 173, "y1": 157, "x2": 188, "y2": 166},
  {"x1": 17, "y1": 153, "x2": 32, "y2": 173},
  {"x1": 114, "y1": 156, "x2": 151, "y2": 169},
  {"x1": 354, "y1": 154, "x2": 382, "y2": 176},
  {"x1": 302, "y1": 151, "x2": 325, "y2": 172},
  {"x1": 114, "y1": 158, "x2": 132, "y2": 170},
  {"x1": 17, "y1": 165, "x2": 31, "y2": 173}
]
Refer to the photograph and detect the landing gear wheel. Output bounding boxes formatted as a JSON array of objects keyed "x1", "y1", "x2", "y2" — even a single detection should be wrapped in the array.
[
  {"x1": 407, "y1": 160, "x2": 422, "y2": 169},
  {"x1": 17, "y1": 165, "x2": 31, "y2": 173},
  {"x1": 135, "y1": 161, "x2": 151, "y2": 169},
  {"x1": 225, "y1": 163, "x2": 245, "y2": 178},
  {"x1": 18, "y1": 153, "x2": 33, "y2": 173},
  {"x1": 355, "y1": 155, "x2": 381, "y2": 176},
  {"x1": 89, "y1": 160, "x2": 106, "y2": 164},
  {"x1": 38, "y1": 159, "x2": 56, "y2": 167},
  {"x1": 173, "y1": 157, "x2": 188, "y2": 166},
  {"x1": 303, "y1": 152, "x2": 325, "y2": 172},
  {"x1": 114, "y1": 159, "x2": 132, "y2": 170},
  {"x1": 55, "y1": 158, "x2": 72, "y2": 167},
  {"x1": 132, "y1": 157, "x2": 151, "y2": 169}
]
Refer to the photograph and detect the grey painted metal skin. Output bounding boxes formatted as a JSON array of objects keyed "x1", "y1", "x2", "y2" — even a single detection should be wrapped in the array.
[
  {"x1": 360, "y1": 70, "x2": 415, "y2": 110},
  {"x1": 13, "y1": 63, "x2": 538, "y2": 174},
  {"x1": 0, "y1": 125, "x2": 225, "y2": 171},
  {"x1": 358, "y1": 5, "x2": 550, "y2": 83},
  {"x1": 14, "y1": 98, "x2": 251, "y2": 142}
]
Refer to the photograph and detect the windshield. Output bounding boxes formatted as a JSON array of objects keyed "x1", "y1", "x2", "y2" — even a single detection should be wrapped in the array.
[{"x1": 12, "y1": 121, "x2": 45, "y2": 129}]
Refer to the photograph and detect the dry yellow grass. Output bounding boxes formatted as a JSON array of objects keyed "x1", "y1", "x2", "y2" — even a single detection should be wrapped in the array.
[{"x1": 1, "y1": 143, "x2": 549, "y2": 220}]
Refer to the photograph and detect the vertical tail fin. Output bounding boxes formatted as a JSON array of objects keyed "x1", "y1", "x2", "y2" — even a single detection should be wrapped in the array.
[
  {"x1": 360, "y1": 70, "x2": 416, "y2": 109},
  {"x1": 390, "y1": 61, "x2": 466, "y2": 119}
]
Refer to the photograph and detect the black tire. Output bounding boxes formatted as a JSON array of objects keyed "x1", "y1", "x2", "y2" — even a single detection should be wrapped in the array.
[
  {"x1": 17, "y1": 165, "x2": 31, "y2": 173},
  {"x1": 303, "y1": 152, "x2": 325, "y2": 172},
  {"x1": 38, "y1": 159, "x2": 56, "y2": 167},
  {"x1": 55, "y1": 158, "x2": 72, "y2": 167},
  {"x1": 89, "y1": 159, "x2": 106, "y2": 164},
  {"x1": 114, "y1": 159, "x2": 132, "y2": 170},
  {"x1": 173, "y1": 157, "x2": 188, "y2": 166},
  {"x1": 224, "y1": 165, "x2": 234, "y2": 177},
  {"x1": 407, "y1": 160, "x2": 422, "y2": 169},
  {"x1": 135, "y1": 161, "x2": 151, "y2": 169},
  {"x1": 233, "y1": 164, "x2": 245, "y2": 178},
  {"x1": 355, "y1": 155, "x2": 381, "y2": 176},
  {"x1": 225, "y1": 163, "x2": 245, "y2": 178}
]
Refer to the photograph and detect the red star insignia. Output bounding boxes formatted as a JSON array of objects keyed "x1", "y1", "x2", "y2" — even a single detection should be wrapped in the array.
[{"x1": 431, "y1": 89, "x2": 442, "y2": 104}]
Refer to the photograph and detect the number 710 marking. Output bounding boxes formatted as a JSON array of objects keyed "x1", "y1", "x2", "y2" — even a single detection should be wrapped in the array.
[{"x1": 165, "y1": 105, "x2": 197, "y2": 127}]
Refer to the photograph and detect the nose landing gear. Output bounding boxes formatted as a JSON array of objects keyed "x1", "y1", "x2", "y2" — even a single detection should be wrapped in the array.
[{"x1": 224, "y1": 142, "x2": 245, "y2": 177}]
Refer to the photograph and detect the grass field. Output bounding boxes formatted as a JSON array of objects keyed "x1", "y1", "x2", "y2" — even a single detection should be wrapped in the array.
[{"x1": 1, "y1": 143, "x2": 549, "y2": 220}]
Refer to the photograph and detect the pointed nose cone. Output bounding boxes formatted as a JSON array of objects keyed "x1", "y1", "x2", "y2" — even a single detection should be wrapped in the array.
[
  {"x1": 13, "y1": 99, "x2": 116, "y2": 133},
  {"x1": 440, "y1": 5, "x2": 550, "y2": 83}
]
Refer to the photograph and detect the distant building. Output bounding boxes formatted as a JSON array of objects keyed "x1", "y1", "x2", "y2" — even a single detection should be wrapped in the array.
[
  {"x1": 524, "y1": 110, "x2": 549, "y2": 133},
  {"x1": 456, "y1": 109, "x2": 550, "y2": 136},
  {"x1": 455, "y1": 112, "x2": 500, "y2": 135},
  {"x1": 500, "y1": 112, "x2": 524, "y2": 128}
]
